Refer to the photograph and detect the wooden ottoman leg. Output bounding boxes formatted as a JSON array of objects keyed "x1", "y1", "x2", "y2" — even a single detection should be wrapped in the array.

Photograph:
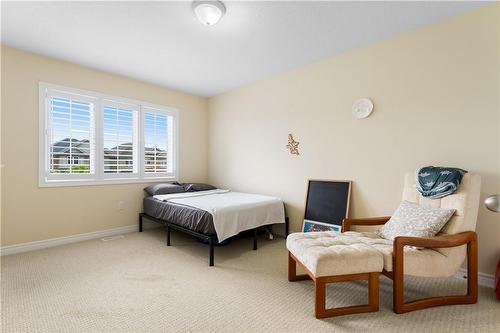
[
  {"x1": 287, "y1": 233, "x2": 382, "y2": 318},
  {"x1": 288, "y1": 252, "x2": 311, "y2": 282},
  {"x1": 288, "y1": 251, "x2": 297, "y2": 282},
  {"x1": 315, "y1": 278, "x2": 326, "y2": 318},
  {"x1": 315, "y1": 273, "x2": 380, "y2": 319},
  {"x1": 368, "y1": 272, "x2": 380, "y2": 312}
]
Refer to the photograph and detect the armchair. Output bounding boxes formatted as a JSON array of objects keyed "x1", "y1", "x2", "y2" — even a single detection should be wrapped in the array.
[{"x1": 342, "y1": 172, "x2": 481, "y2": 314}]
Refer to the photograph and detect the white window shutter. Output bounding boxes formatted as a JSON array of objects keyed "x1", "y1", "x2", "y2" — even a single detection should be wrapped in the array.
[
  {"x1": 47, "y1": 94, "x2": 95, "y2": 175},
  {"x1": 143, "y1": 109, "x2": 173, "y2": 175},
  {"x1": 103, "y1": 103, "x2": 138, "y2": 175}
]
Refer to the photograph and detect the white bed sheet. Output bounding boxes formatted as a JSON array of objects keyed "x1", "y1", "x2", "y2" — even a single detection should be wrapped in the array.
[{"x1": 154, "y1": 190, "x2": 285, "y2": 241}]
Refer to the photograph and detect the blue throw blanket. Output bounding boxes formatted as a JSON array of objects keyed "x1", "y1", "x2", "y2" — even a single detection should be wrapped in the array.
[{"x1": 416, "y1": 166, "x2": 467, "y2": 199}]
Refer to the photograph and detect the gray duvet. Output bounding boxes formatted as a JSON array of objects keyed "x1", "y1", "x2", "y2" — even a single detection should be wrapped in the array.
[{"x1": 143, "y1": 196, "x2": 216, "y2": 235}]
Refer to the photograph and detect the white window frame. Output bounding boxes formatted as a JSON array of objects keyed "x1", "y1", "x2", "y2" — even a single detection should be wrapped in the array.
[{"x1": 39, "y1": 82, "x2": 179, "y2": 187}]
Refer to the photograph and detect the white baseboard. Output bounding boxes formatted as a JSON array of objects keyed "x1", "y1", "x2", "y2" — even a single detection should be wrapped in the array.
[
  {"x1": 455, "y1": 268, "x2": 496, "y2": 289},
  {"x1": 1, "y1": 225, "x2": 139, "y2": 256}
]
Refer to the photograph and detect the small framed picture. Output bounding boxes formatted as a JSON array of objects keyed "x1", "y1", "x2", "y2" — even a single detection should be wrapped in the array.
[{"x1": 302, "y1": 220, "x2": 341, "y2": 233}]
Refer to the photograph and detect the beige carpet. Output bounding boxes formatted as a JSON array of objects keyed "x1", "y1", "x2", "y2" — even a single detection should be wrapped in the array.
[{"x1": 1, "y1": 229, "x2": 499, "y2": 333}]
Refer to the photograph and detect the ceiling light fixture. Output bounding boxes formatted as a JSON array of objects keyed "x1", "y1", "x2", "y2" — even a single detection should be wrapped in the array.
[{"x1": 193, "y1": 0, "x2": 226, "y2": 26}]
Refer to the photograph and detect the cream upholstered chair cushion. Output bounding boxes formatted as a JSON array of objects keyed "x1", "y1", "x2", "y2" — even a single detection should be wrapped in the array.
[
  {"x1": 343, "y1": 172, "x2": 480, "y2": 277},
  {"x1": 396, "y1": 172, "x2": 480, "y2": 276},
  {"x1": 402, "y1": 172, "x2": 481, "y2": 235},
  {"x1": 402, "y1": 172, "x2": 481, "y2": 245},
  {"x1": 341, "y1": 231, "x2": 462, "y2": 277}
]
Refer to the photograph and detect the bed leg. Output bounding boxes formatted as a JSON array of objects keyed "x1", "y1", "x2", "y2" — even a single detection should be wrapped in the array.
[
  {"x1": 209, "y1": 238, "x2": 215, "y2": 267},
  {"x1": 139, "y1": 214, "x2": 143, "y2": 232},
  {"x1": 285, "y1": 217, "x2": 289, "y2": 236},
  {"x1": 253, "y1": 228, "x2": 258, "y2": 250},
  {"x1": 166, "y1": 224, "x2": 171, "y2": 246}
]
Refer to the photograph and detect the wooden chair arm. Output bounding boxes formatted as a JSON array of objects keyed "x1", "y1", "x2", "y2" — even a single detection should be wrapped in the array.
[
  {"x1": 342, "y1": 217, "x2": 391, "y2": 232},
  {"x1": 393, "y1": 231, "x2": 477, "y2": 252},
  {"x1": 391, "y1": 231, "x2": 478, "y2": 313}
]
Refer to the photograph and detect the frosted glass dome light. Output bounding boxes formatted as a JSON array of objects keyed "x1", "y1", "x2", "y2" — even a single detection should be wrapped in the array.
[{"x1": 193, "y1": 1, "x2": 226, "y2": 26}]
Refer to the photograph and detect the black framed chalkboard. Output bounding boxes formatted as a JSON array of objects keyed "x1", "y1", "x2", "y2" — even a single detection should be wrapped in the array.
[{"x1": 303, "y1": 180, "x2": 351, "y2": 232}]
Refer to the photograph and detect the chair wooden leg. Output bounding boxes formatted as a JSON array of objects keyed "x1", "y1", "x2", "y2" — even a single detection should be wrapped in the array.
[
  {"x1": 393, "y1": 249, "x2": 405, "y2": 314},
  {"x1": 392, "y1": 235, "x2": 478, "y2": 314},
  {"x1": 466, "y1": 238, "x2": 478, "y2": 303}
]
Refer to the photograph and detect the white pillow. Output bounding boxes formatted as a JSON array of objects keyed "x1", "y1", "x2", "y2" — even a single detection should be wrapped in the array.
[{"x1": 378, "y1": 200, "x2": 455, "y2": 241}]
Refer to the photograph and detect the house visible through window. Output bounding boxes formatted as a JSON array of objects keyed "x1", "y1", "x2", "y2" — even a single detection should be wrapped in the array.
[
  {"x1": 103, "y1": 105, "x2": 138, "y2": 174},
  {"x1": 39, "y1": 83, "x2": 178, "y2": 186},
  {"x1": 49, "y1": 96, "x2": 94, "y2": 175},
  {"x1": 144, "y1": 111, "x2": 169, "y2": 174}
]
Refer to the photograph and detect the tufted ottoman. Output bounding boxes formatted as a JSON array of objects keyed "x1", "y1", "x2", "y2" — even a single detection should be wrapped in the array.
[{"x1": 286, "y1": 231, "x2": 384, "y2": 318}]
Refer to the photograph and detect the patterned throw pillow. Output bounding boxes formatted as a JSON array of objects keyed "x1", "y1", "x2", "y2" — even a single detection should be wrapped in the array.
[{"x1": 378, "y1": 201, "x2": 455, "y2": 241}]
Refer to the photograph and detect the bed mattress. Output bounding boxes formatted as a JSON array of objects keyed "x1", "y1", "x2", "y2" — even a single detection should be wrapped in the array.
[{"x1": 143, "y1": 196, "x2": 216, "y2": 235}]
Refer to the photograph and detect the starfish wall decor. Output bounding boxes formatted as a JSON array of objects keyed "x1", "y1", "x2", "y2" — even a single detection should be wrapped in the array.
[{"x1": 286, "y1": 134, "x2": 300, "y2": 155}]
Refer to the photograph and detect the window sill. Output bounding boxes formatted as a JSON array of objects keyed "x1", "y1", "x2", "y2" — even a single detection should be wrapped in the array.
[{"x1": 38, "y1": 176, "x2": 178, "y2": 188}]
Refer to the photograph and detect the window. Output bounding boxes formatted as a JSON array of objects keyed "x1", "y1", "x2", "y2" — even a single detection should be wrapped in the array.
[
  {"x1": 144, "y1": 108, "x2": 174, "y2": 175},
  {"x1": 103, "y1": 104, "x2": 138, "y2": 175},
  {"x1": 39, "y1": 83, "x2": 178, "y2": 187},
  {"x1": 48, "y1": 95, "x2": 95, "y2": 176}
]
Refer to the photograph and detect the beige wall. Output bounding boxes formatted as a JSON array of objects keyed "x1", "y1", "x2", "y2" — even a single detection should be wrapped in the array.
[
  {"x1": 208, "y1": 5, "x2": 500, "y2": 275},
  {"x1": 1, "y1": 47, "x2": 208, "y2": 246}
]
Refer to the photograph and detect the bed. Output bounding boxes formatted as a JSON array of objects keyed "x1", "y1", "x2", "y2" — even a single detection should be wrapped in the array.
[{"x1": 139, "y1": 184, "x2": 288, "y2": 266}]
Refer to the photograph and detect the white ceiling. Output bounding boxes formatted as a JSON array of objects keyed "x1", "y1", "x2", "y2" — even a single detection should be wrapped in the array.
[{"x1": 1, "y1": 1, "x2": 486, "y2": 97}]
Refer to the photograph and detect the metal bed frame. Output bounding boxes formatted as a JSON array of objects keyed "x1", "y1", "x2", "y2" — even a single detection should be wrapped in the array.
[{"x1": 139, "y1": 213, "x2": 289, "y2": 266}]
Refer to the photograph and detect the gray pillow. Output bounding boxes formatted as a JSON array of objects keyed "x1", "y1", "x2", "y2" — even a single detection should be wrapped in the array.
[
  {"x1": 378, "y1": 200, "x2": 455, "y2": 241},
  {"x1": 182, "y1": 183, "x2": 217, "y2": 192},
  {"x1": 144, "y1": 183, "x2": 185, "y2": 196}
]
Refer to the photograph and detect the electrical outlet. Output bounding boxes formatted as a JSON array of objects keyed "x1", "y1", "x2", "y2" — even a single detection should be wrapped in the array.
[{"x1": 117, "y1": 201, "x2": 125, "y2": 210}]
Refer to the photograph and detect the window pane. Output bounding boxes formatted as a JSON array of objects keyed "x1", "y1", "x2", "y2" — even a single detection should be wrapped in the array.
[
  {"x1": 103, "y1": 106, "x2": 137, "y2": 174},
  {"x1": 49, "y1": 96, "x2": 94, "y2": 174},
  {"x1": 144, "y1": 112, "x2": 170, "y2": 173}
]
